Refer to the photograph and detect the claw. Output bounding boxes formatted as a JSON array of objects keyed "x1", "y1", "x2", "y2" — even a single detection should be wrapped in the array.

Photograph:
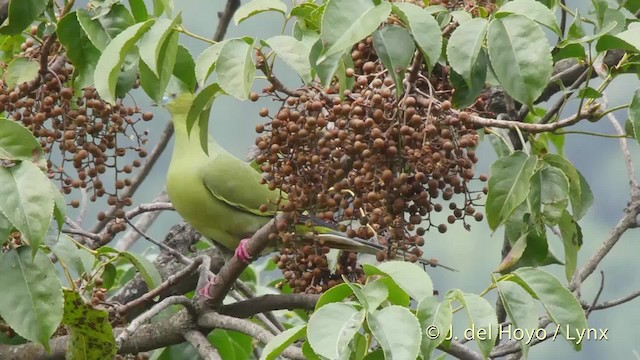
[
  {"x1": 197, "y1": 274, "x2": 219, "y2": 299},
  {"x1": 234, "y1": 238, "x2": 253, "y2": 264}
]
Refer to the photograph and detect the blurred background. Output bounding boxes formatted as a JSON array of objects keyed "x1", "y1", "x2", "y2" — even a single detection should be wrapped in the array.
[{"x1": 68, "y1": 0, "x2": 640, "y2": 358}]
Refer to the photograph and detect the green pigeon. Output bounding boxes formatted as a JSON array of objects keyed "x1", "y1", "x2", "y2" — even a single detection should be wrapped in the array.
[{"x1": 165, "y1": 94, "x2": 453, "y2": 294}]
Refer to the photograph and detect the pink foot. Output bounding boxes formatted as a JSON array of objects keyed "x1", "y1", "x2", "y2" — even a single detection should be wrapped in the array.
[
  {"x1": 197, "y1": 274, "x2": 219, "y2": 299},
  {"x1": 235, "y1": 238, "x2": 253, "y2": 264}
]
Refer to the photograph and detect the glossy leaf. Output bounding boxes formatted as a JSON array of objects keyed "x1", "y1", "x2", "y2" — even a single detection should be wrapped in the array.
[
  {"x1": 416, "y1": 296, "x2": 452, "y2": 359},
  {"x1": 195, "y1": 41, "x2": 225, "y2": 87},
  {"x1": 487, "y1": 15, "x2": 552, "y2": 105},
  {"x1": 5, "y1": 57, "x2": 39, "y2": 89},
  {"x1": 267, "y1": 35, "x2": 313, "y2": 83},
  {"x1": 0, "y1": 247, "x2": 63, "y2": 351},
  {"x1": 497, "y1": 232, "x2": 528, "y2": 272},
  {"x1": 234, "y1": 0, "x2": 287, "y2": 25},
  {"x1": 58, "y1": 12, "x2": 101, "y2": 91},
  {"x1": 77, "y1": 5, "x2": 135, "y2": 51},
  {"x1": 495, "y1": 280, "x2": 538, "y2": 359},
  {"x1": 0, "y1": 161, "x2": 53, "y2": 250},
  {"x1": 186, "y1": 83, "x2": 221, "y2": 154},
  {"x1": 309, "y1": 39, "x2": 344, "y2": 87},
  {"x1": 629, "y1": 89, "x2": 640, "y2": 148},
  {"x1": 542, "y1": 154, "x2": 593, "y2": 220},
  {"x1": 376, "y1": 261, "x2": 433, "y2": 301},
  {"x1": 139, "y1": 16, "x2": 182, "y2": 78},
  {"x1": 392, "y1": 2, "x2": 442, "y2": 68},
  {"x1": 307, "y1": 303, "x2": 365, "y2": 359},
  {"x1": 372, "y1": 25, "x2": 415, "y2": 97},
  {"x1": 260, "y1": 325, "x2": 306, "y2": 360},
  {"x1": 317, "y1": 0, "x2": 391, "y2": 63},
  {"x1": 558, "y1": 211, "x2": 582, "y2": 281},
  {"x1": 315, "y1": 282, "x2": 354, "y2": 310},
  {"x1": 447, "y1": 18, "x2": 488, "y2": 89},
  {"x1": 128, "y1": 0, "x2": 149, "y2": 22},
  {"x1": 363, "y1": 264, "x2": 411, "y2": 306},
  {"x1": 62, "y1": 290, "x2": 116, "y2": 359},
  {"x1": 367, "y1": 306, "x2": 422, "y2": 360},
  {"x1": 120, "y1": 251, "x2": 162, "y2": 291},
  {"x1": 446, "y1": 290, "x2": 497, "y2": 358},
  {"x1": 486, "y1": 151, "x2": 538, "y2": 230},
  {"x1": 94, "y1": 20, "x2": 155, "y2": 104},
  {"x1": 510, "y1": 267, "x2": 587, "y2": 350},
  {"x1": 0, "y1": 0, "x2": 48, "y2": 35},
  {"x1": 172, "y1": 45, "x2": 197, "y2": 92},
  {"x1": 47, "y1": 233, "x2": 88, "y2": 278},
  {"x1": 495, "y1": 0, "x2": 561, "y2": 34},
  {"x1": 216, "y1": 38, "x2": 255, "y2": 100},
  {"x1": 0, "y1": 117, "x2": 44, "y2": 163}
]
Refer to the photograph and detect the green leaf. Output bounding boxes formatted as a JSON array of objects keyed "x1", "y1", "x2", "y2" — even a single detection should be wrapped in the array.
[
  {"x1": 139, "y1": 16, "x2": 182, "y2": 77},
  {"x1": 510, "y1": 267, "x2": 587, "y2": 350},
  {"x1": 128, "y1": 0, "x2": 149, "y2": 22},
  {"x1": 267, "y1": 35, "x2": 313, "y2": 83},
  {"x1": 120, "y1": 251, "x2": 162, "y2": 290},
  {"x1": 371, "y1": 25, "x2": 415, "y2": 97},
  {"x1": 495, "y1": 280, "x2": 538, "y2": 359},
  {"x1": 309, "y1": 39, "x2": 344, "y2": 87},
  {"x1": 0, "y1": 247, "x2": 63, "y2": 351},
  {"x1": 315, "y1": 282, "x2": 354, "y2": 310},
  {"x1": 47, "y1": 233, "x2": 87, "y2": 278},
  {"x1": 497, "y1": 231, "x2": 528, "y2": 272},
  {"x1": 58, "y1": 12, "x2": 102, "y2": 92},
  {"x1": 416, "y1": 296, "x2": 452, "y2": 359},
  {"x1": 0, "y1": 211, "x2": 11, "y2": 244},
  {"x1": 208, "y1": 329, "x2": 253, "y2": 360},
  {"x1": 542, "y1": 154, "x2": 593, "y2": 220},
  {"x1": 153, "y1": 0, "x2": 174, "y2": 17},
  {"x1": 77, "y1": 5, "x2": 136, "y2": 51},
  {"x1": 376, "y1": 261, "x2": 433, "y2": 301},
  {"x1": 0, "y1": 117, "x2": 44, "y2": 164},
  {"x1": 446, "y1": 18, "x2": 488, "y2": 89},
  {"x1": 260, "y1": 325, "x2": 306, "y2": 360},
  {"x1": 234, "y1": 0, "x2": 288, "y2": 25},
  {"x1": 317, "y1": 0, "x2": 391, "y2": 63},
  {"x1": 367, "y1": 306, "x2": 421, "y2": 360},
  {"x1": 577, "y1": 87, "x2": 603, "y2": 99},
  {"x1": 595, "y1": 22, "x2": 640, "y2": 54},
  {"x1": 0, "y1": 161, "x2": 53, "y2": 250},
  {"x1": 343, "y1": 277, "x2": 388, "y2": 312},
  {"x1": 5, "y1": 57, "x2": 39, "y2": 89},
  {"x1": 446, "y1": 290, "x2": 497, "y2": 358},
  {"x1": 172, "y1": 45, "x2": 197, "y2": 92},
  {"x1": 94, "y1": 20, "x2": 155, "y2": 104},
  {"x1": 486, "y1": 151, "x2": 538, "y2": 230},
  {"x1": 0, "y1": 0, "x2": 48, "y2": 35},
  {"x1": 140, "y1": 30, "x2": 179, "y2": 103},
  {"x1": 62, "y1": 289, "x2": 116, "y2": 359},
  {"x1": 392, "y1": 3, "x2": 442, "y2": 69},
  {"x1": 629, "y1": 88, "x2": 640, "y2": 148},
  {"x1": 186, "y1": 83, "x2": 222, "y2": 154},
  {"x1": 557, "y1": 211, "x2": 582, "y2": 281},
  {"x1": 195, "y1": 41, "x2": 225, "y2": 88},
  {"x1": 101, "y1": 263, "x2": 117, "y2": 290},
  {"x1": 215, "y1": 38, "x2": 255, "y2": 100},
  {"x1": 495, "y1": 0, "x2": 561, "y2": 35},
  {"x1": 308, "y1": 303, "x2": 365, "y2": 359},
  {"x1": 487, "y1": 15, "x2": 553, "y2": 105},
  {"x1": 363, "y1": 264, "x2": 411, "y2": 306}
]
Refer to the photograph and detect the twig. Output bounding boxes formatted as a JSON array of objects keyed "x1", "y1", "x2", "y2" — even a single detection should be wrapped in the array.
[
  {"x1": 585, "y1": 271, "x2": 605, "y2": 318},
  {"x1": 116, "y1": 296, "x2": 194, "y2": 347},
  {"x1": 123, "y1": 217, "x2": 190, "y2": 264},
  {"x1": 90, "y1": 121, "x2": 175, "y2": 235},
  {"x1": 538, "y1": 68, "x2": 590, "y2": 124},
  {"x1": 258, "y1": 58, "x2": 303, "y2": 97},
  {"x1": 607, "y1": 110, "x2": 640, "y2": 195},
  {"x1": 220, "y1": 293, "x2": 319, "y2": 318},
  {"x1": 233, "y1": 281, "x2": 286, "y2": 332},
  {"x1": 184, "y1": 330, "x2": 222, "y2": 360},
  {"x1": 115, "y1": 189, "x2": 170, "y2": 251},
  {"x1": 585, "y1": 289, "x2": 640, "y2": 310},
  {"x1": 116, "y1": 256, "x2": 207, "y2": 315},
  {"x1": 199, "y1": 312, "x2": 305, "y2": 360},
  {"x1": 75, "y1": 188, "x2": 90, "y2": 225},
  {"x1": 94, "y1": 201, "x2": 174, "y2": 247},
  {"x1": 229, "y1": 290, "x2": 281, "y2": 334},
  {"x1": 213, "y1": 0, "x2": 241, "y2": 42}
]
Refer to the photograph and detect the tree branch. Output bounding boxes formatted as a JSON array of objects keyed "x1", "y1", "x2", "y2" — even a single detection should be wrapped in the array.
[
  {"x1": 213, "y1": 0, "x2": 241, "y2": 42},
  {"x1": 184, "y1": 330, "x2": 222, "y2": 360},
  {"x1": 220, "y1": 293, "x2": 320, "y2": 318}
]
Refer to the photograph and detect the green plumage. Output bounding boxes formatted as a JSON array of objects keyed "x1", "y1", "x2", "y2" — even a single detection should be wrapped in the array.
[{"x1": 165, "y1": 94, "x2": 454, "y2": 270}]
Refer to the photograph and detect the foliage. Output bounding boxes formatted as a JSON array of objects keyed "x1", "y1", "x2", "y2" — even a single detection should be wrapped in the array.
[{"x1": 0, "y1": 0, "x2": 638, "y2": 359}]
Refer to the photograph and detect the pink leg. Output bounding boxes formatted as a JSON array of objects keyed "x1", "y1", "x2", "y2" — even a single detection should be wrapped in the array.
[
  {"x1": 234, "y1": 238, "x2": 253, "y2": 264},
  {"x1": 197, "y1": 273, "x2": 219, "y2": 299}
]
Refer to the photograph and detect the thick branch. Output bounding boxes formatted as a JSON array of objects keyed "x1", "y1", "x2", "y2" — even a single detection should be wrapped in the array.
[
  {"x1": 220, "y1": 293, "x2": 320, "y2": 318},
  {"x1": 184, "y1": 330, "x2": 222, "y2": 360},
  {"x1": 213, "y1": 0, "x2": 241, "y2": 42}
]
